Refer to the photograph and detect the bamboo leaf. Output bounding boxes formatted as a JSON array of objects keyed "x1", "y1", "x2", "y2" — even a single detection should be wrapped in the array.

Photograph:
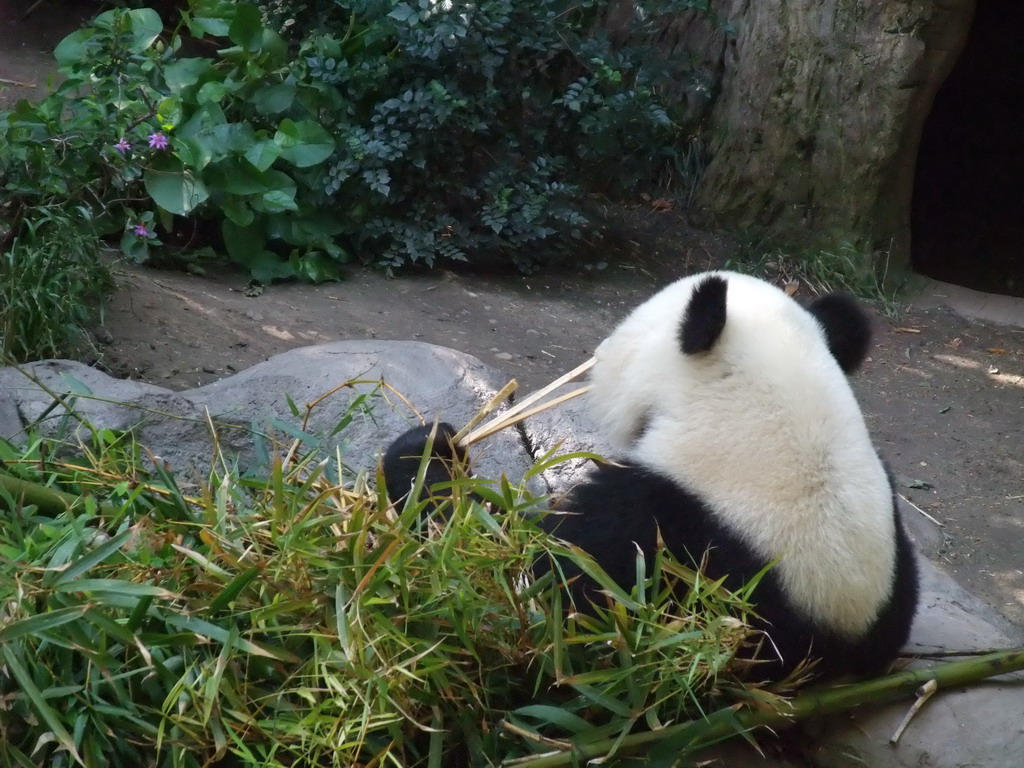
[
  {"x1": 265, "y1": 416, "x2": 318, "y2": 445},
  {"x1": 53, "y1": 579, "x2": 177, "y2": 598},
  {"x1": 163, "y1": 614, "x2": 300, "y2": 663},
  {"x1": 512, "y1": 705, "x2": 593, "y2": 735},
  {"x1": 1, "y1": 646, "x2": 83, "y2": 766},
  {"x1": 208, "y1": 567, "x2": 260, "y2": 613},
  {"x1": 51, "y1": 529, "x2": 133, "y2": 586},
  {"x1": 0, "y1": 605, "x2": 89, "y2": 643}
]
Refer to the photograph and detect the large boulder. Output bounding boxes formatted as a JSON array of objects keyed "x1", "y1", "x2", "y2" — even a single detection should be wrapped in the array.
[
  {"x1": 0, "y1": 341, "x2": 541, "y2": 486},
  {"x1": 0, "y1": 340, "x2": 1021, "y2": 767}
]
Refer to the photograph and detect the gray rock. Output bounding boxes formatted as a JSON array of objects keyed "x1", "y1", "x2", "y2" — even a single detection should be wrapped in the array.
[
  {"x1": 182, "y1": 340, "x2": 535, "y2": 485},
  {"x1": 0, "y1": 342, "x2": 535, "y2": 486},
  {"x1": 0, "y1": 361, "x2": 212, "y2": 479},
  {"x1": 1, "y1": 340, "x2": 1021, "y2": 767}
]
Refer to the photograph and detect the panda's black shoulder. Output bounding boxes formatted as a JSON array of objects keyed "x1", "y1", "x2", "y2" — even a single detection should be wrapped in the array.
[{"x1": 540, "y1": 462, "x2": 770, "y2": 600}]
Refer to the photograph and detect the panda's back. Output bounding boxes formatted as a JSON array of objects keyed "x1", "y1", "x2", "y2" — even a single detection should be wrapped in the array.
[{"x1": 569, "y1": 270, "x2": 918, "y2": 676}]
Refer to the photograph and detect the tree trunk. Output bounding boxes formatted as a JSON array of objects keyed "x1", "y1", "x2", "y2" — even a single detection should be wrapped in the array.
[{"x1": 644, "y1": 0, "x2": 976, "y2": 280}]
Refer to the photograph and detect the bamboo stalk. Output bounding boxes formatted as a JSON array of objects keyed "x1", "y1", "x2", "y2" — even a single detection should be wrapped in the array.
[
  {"x1": 0, "y1": 470, "x2": 99, "y2": 516},
  {"x1": 462, "y1": 386, "x2": 592, "y2": 447},
  {"x1": 502, "y1": 649, "x2": 1024, "y2": 767},
  {"x1": 451, "y1": 379, "x2": 519, "y2": 445},
  {"x1": 459, "y1": 357, "x2": 595, "y2": 447}
]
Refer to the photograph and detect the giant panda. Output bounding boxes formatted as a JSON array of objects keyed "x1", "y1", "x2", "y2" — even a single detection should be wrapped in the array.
[{"x1": 383, "y1": 271, "x2": 919, "y2": 681}]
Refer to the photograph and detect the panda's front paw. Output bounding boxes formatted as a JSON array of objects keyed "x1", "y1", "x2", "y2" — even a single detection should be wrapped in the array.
[{"x1": 382, "y1": 422, "x2": 466, "y2": 507}]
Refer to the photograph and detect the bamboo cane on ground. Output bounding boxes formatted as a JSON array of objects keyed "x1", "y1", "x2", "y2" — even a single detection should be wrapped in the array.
[{"x1": 502, "y1": 649, "x2": 1024, "y2": 767}]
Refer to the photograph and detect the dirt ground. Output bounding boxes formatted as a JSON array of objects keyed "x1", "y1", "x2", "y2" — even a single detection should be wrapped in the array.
[{"x1": 3, "y1": 3, "x2": 1023, "y2": 630}]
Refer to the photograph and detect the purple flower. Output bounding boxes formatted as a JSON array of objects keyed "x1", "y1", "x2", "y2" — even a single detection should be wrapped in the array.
[
  {"x1": 133, "y1": 224, "x2": 153, "y2": 238},
  {"x1": 114, "y1": 138, "x2": 131, "y2": 153},
  {"x1": 148, "y1": 132, "x2": 169, "y2": 150}
]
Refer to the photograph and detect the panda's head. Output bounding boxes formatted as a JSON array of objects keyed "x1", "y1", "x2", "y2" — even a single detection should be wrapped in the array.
[{"x1": 589, "y1": 271, "x2": 875, "y2": 481}]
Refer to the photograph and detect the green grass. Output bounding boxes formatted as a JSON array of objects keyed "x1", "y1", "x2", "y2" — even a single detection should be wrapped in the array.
[
  {"x1": 725, "y1": 240, "x2": 901, "y2": 318},
  {"x1": 0, "y1": 406, "x2": 762, "y2": 768},
  {"x1": 0, "y1": 210, "x2": 112, "y2": 363}
]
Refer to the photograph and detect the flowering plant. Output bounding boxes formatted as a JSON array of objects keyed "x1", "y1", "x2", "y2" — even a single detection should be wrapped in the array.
[{"x1": 1, "y1": 0, "x2": 701, "y2": 280}]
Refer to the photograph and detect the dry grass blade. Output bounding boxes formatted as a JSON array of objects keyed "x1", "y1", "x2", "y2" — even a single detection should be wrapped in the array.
[
  {"x1": 460, "y1": 357, "x2": 596, "y2": 447},
  {"x1": 451, "y1": 379, "x2": 520, "y2": 444}
]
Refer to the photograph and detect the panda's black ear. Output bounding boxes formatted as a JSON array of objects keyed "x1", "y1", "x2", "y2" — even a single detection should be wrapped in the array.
[
  {"x1": 679, "y1": 275, "x2": 727, "y2": 354},
  {"x1": 808, "y1": 293, "x2": 873, "y2": 374}
]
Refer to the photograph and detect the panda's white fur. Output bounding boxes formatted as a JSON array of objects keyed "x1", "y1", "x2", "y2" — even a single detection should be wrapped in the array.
[{"x1": 588, "y1": 271, "x2": 895, "y2": 639}]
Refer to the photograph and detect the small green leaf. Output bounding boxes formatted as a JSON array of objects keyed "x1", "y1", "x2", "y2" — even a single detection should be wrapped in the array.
[
  {"x1": 251, "y1": 170, "x2": 297, "y2": 213},
  {"x1": 163, "y1": 614, "x2": 300, "y2": 662},
  {"x1": 94, "y1": 8, "x2": 163, "y2": 52},
  {"x1": 245, "y1": 251, "x2": 296, "y2": 282},
  {"x1": 175, "y1": 137, "x2": 213, "y2": 171},
  {"x1": 196, "y1": 80, "x2": 230, "y2": 104},
  {"x1": 290, "y1": 251, "x2": 344, "y2": 283},
  {"x1": 52, "y1": 529, "x2": 134, "y2": 586},
  {"x1": 259, "y1": 187, "x2": 298, "y2": 213},
  {"x1": 144, "y1": 156, "x2": 210, "y2": 216},
  {"x1": 176, "y1": 101, "x2": 228, "y2": 139},
  {"x1": 244, "y1": 140, "x2": 282, "y2": 172},
  {"x1": 264, "y1": 417, "x2": 318, "y2": 445},
  {"x1": 223, "y1": 197, "x2": 254, "y2": 226},
  {"x1": 388, "y1": 3, "x2": 417, "y2": 22},
  {"x1": 188, "y1": 0, "x2": 234, "y2": 39},
  {"x1": 252, "y1": 81, "x2": 297, "y2": 115},
  {"x1": 54, "y1": 579, "x2": 177, "y2": 598},
  {"x1": 274, "y1": 119, "x2": 335, "y2": 168},
  {"x1": 203, "y1": 122, "x2": 258, "y2": 157},
  {"x1": 53, "y1": 29, "x2": 94, "y2": 67},
  {"x1": 228, "y1": 2, "x2": 264, "y2": 51},
  {"x1": 512, "y1": 705, "x2": 594, "y2": 734},
  {"x1": 208, "y1": 158, "x2": 275, "y2": 195},
  {"x1": 59, "y1": 371, "x2": 93, "y2": 396},
  {"x1": 208, "y1": 567, "x2": 260, "y2": 613},
  {"x1": 163, "y1": 58, "x2": 216, "y2": 94},
  {"x1": 156, "y1": 96, "x2": 182, "y2": 130},
  {"x1": 125, "y1": 8, "x2": 163, "y2": 51}
]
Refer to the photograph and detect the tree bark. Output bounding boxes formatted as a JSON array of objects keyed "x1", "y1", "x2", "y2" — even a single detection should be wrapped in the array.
[{"x1": 644, "y1": 0, "x2": 977, "y2": 279}]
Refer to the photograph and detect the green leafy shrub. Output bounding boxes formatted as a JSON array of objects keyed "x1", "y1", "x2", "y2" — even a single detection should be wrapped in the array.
[
  {"x1": 0, "y1": 394, "x2": 758, "y2": 767},
  {"x1": 1, "y1": 0, "x2": 709, "y2": 280}
]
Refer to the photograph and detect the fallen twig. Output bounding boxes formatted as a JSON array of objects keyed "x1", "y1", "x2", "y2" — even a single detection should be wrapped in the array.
[{"x1": 898, "y1": 493, "x2": 945, "y2": 527}]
